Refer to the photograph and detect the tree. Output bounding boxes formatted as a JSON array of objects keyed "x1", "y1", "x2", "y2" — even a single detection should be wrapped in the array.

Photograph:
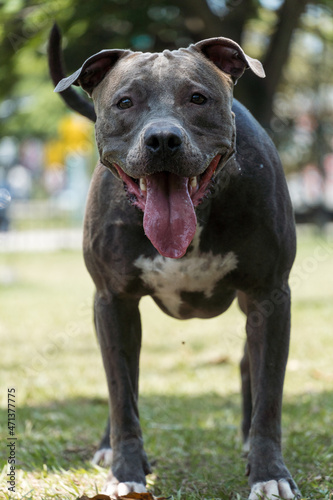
[{"x1": 0, "y1": 0, "x2": 332, "y2": 140}]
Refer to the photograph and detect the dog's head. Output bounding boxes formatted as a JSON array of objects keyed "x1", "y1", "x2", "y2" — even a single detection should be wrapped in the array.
[{"x1": 55, "y1": 37, "x2": 264, "y2": 258}]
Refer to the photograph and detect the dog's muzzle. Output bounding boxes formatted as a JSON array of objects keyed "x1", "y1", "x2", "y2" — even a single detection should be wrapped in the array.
[{"x1": 109, "y1": 152, "x2": 234, "y2": 259}]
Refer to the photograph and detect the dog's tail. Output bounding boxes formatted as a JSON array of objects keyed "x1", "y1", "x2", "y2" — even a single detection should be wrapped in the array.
[{"x1": 48, "y1": 24, "x2": 96, "y2": 122}]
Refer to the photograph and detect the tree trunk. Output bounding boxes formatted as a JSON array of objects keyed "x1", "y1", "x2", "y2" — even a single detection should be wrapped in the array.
[
  {"x1": 181, "y1": 0, "x2": 257, "y2": 44},
  {"x1": 236, "y1": 0, "x2": 308, "y2": 127}
]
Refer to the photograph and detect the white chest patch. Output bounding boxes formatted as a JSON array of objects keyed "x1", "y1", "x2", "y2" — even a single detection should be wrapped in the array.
[{"x1": 134, "y1": 227, "x2": 238, "y2": 318}]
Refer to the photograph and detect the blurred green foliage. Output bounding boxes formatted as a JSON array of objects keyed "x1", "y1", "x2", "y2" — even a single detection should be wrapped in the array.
[{"x1": 0, "y1": 0, "x2": 332, "y2": 172}]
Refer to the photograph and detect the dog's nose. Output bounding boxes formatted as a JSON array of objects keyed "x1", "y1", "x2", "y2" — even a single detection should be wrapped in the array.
[{"x1": 144, "y1": 125, "x2": 183, "y2": 156}]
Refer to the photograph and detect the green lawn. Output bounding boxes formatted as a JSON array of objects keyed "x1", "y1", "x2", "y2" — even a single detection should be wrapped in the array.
[{"x1": 0, "y1": 228, "x2": 332, "y2": 499}]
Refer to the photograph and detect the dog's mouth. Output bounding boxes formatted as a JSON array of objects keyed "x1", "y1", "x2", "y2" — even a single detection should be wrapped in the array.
[{"x1": 112, "y1": 155, "x2": 222, "y2": 259}]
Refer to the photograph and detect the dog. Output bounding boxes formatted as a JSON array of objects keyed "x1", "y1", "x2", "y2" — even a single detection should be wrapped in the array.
[{"x1": 49, "y1": 24, "x2": 300, "y2": 499}]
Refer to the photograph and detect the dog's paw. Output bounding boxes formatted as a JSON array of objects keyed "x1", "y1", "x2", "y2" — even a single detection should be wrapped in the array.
[
  {"x1": 103, "y1": 480, "x2": 147, "y2": 498},
  {"x1": 248, "y1": 479, "x2": 301, "y2": 499},
  {"x1": 91, "y1": 447, "x2": 113, "y2": 467},
  {"x1": 242, "y1": 438, "x2": 250, "y2": 456}
]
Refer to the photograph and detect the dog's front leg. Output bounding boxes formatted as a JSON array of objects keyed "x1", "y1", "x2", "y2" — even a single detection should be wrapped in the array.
[
  {"x1": 244, "y1": 286, "x2": 301, "y2": 500},
  {"x1": 94, "y1": 291, "x2": 151, "y2": 497}
]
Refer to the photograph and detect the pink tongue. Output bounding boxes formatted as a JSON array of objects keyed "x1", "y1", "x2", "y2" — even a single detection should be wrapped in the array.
[{"x1": 143, "y1": 172, "x2": 197, "y2": 259}]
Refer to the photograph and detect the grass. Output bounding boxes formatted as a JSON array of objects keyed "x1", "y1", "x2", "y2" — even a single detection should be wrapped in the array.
[{"x1": 0, "y1": 227, "x2": 332, "y2": 499}]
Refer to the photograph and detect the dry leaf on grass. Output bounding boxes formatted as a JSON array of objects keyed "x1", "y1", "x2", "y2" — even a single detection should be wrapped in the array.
[
  {"x1": 77, "y1": 495, "x2": 112, "y2": 500},
  {"x1": 119, "y1": 493, "x2": 168, "y2": 499},
  {"x1": 119, "y1": 494, "x2": 153, "y2": 499},
  {"x1": 77, "y1": 492, "x2": 168, "y2": 500}
]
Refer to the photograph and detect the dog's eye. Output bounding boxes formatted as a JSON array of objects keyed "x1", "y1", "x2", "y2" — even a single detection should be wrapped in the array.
[
  {"x1": 191, "y1": 93, "x2": 207, "y2": 105},
  {"x1": 117, "y1": 97, "x2": 133, "y2": 109}
]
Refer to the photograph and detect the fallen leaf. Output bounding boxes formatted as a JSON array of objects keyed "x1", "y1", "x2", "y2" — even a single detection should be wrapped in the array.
[
  {"x1": 208, "y1": 355, "x2": 229, "y2": 365},
  {"x1": 119, "y1": 494, "x2": 168, "y2": 500},
  {"x1": 77, "y1": 495, "x2": 112, "y2": 500},
  {"x1": 311, "y1": 369, "x2": 333, "y2": 382},
  {"x1": 119, "y1": 494, "x2": 154, "y2": 499},
  {"x1": 77, "y1": 492, "x2": 168, "y2": 500}
]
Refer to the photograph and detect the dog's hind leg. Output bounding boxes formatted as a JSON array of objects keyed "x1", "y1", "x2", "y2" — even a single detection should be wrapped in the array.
[
  {"x1": 240, "y1": 341, "x2": 252, "y2": 454},
  {"x1": 92, "y1": 416, "x2": 113, "y2": 466},
  {"x1": 238, "y1": 292, "x2": 252, "y2": 454}
]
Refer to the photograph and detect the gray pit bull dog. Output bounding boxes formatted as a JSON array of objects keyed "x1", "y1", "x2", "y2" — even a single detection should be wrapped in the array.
[{"x1": 49, "y1": 24, "x2": 300, "y2": 499}]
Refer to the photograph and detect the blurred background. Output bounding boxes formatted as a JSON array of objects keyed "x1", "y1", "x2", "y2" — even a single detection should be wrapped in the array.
[
  {"x1": 1, "y1": 3, "x2": 333, "y2": 498},
  {"x1": 0, "y1": 0, "x2": 332, "y2": 242}
]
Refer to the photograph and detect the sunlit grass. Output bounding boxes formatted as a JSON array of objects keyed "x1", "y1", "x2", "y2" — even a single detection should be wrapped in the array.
[{"x1": 0, "y1": 228, "x2": 332, "y2": 499}]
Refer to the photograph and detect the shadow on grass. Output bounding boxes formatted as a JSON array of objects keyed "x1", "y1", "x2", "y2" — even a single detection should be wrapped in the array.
[{"x1": 0, "y1": 391, "x2": 332, "y2": 499}]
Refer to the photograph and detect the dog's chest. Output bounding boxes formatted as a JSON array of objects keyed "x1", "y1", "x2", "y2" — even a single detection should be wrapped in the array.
[{"x1": 134, "y1": 228, "x2": 238, "y2": 318}]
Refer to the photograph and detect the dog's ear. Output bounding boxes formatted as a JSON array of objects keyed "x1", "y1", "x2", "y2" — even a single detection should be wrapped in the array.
[
  {"x1": 192, "y1": 38, "x2": 265, "y2": 83},
  {"x1": 54, "y1": 49, "x2": 131, "y2": 96}
]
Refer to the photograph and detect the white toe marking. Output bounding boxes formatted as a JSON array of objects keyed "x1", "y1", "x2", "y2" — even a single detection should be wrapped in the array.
[
  {"x1": 103, "y1": 482, "x2": 117, "y2": 497},
  {"x1": 249, "y1": 479, "x2": 295, "y2": 499},
  {"x1": 135, "y1": 226, "x2": 238, "y2": 318},
  {"x1": 103, "y1": 480, "x2": 146, "y2": 497},
  {"x1": 278, "y1": 479, "x2": 296, "y2": 499},
  {"x1": 242, "y1": 438, "x2": 250, "y2": 455},
  {"x1": 91, "y1": 448, "x2": 113, "y2": 466},
  {"x1": 118, "y1": 482, "x2": 147, "y2": 496},
  {"x1": 264, "y1": 480, "x2": 279, "y2": 496}
]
